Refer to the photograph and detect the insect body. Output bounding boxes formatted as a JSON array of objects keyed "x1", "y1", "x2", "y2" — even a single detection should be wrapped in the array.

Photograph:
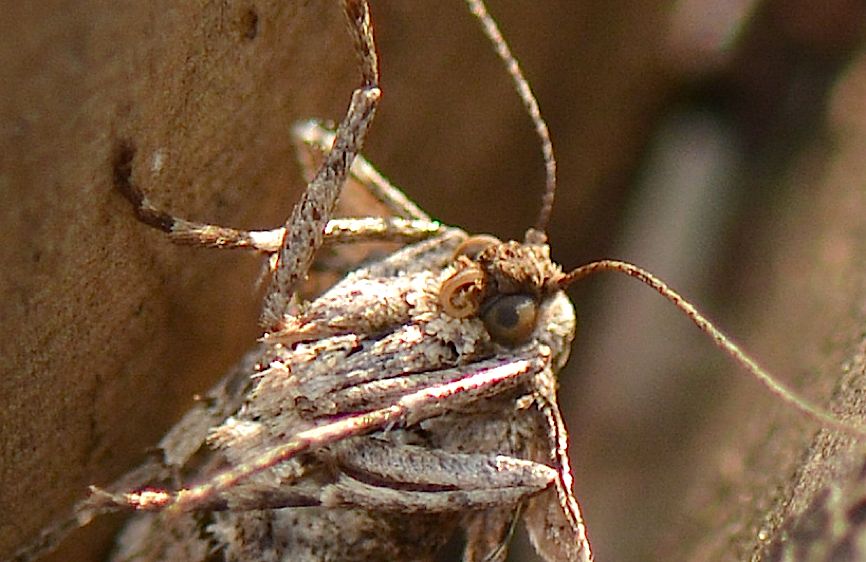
[
  {"x1": 60, "y1": 1, "x2": 593, "y2": 560},
  {"x1": 104, "y1": 221, "x2": 585, "y2": 561}
]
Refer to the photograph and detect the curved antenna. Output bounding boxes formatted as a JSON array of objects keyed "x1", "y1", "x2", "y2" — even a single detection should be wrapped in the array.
[
  {"x1": 466, "y1": 0, "x2": 557, "y2": 234},
  {"x1": 560, "y1": 260, "x2": 866, "y2": 438}
]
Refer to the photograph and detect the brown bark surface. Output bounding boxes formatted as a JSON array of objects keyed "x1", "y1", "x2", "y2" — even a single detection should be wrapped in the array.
[
  {"x1": 1, "y1": 2, "x2": 355, "y2": 560},
  {"x1": 4, "y1": 1, "x2": 866, "y2": 562}
]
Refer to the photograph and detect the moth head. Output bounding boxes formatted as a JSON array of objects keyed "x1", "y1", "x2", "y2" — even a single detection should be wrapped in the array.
[{"x1": 440, "y1": 231, "x2": 565, "y2": 346}]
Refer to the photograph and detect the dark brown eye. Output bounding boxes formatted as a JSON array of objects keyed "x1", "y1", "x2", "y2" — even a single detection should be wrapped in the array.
[{"x1": 481, "y1": 294, "x2": 538, "y2": 346}]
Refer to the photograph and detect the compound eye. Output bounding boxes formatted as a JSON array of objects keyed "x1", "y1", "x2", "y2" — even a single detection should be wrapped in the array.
[{"x1": 481, "y1": 294, "x2": 538, "y2": 346}]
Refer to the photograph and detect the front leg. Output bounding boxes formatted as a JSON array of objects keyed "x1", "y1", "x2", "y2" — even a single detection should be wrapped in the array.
[
  {"x1": 322, "y1": 437, "x2": 556, "y2": 512},
  {"x1": 261, "y1": 0, "x2": 380, "y2": 328},
  {"x1": 88, "y1": 351, "x2": 550, "y2": 514},
  {"x1": 291, "y1": 120, "x2": 431, "y2": 221}
]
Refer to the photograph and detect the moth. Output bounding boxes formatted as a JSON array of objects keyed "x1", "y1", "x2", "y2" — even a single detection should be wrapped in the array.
[{"x1": 13, "y1": 1, "x2": 866, "y2": 562}]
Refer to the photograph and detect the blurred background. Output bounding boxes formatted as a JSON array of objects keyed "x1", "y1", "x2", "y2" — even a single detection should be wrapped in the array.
[{"x1": 4, "y1": 1, "x2": 866, "y2": 561}]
